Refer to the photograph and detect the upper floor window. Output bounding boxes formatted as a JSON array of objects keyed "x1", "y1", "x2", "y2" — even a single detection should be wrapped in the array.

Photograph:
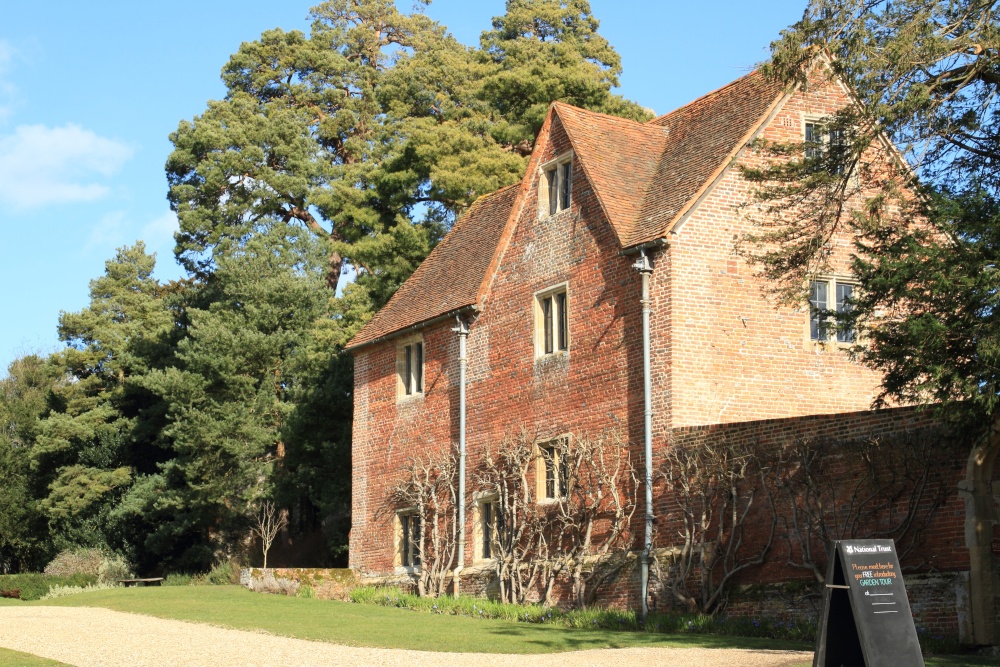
[
  {"x1": 804, "y1": 120, "x2": 848, "y2": 175},
  {"x1": 397, "y1": 337, "x2": 424, "y2": 399},
  {"x1": 540, "y1": 155, "x2": 572, "y2": 217},
  {"x1": 810, "y1": 278, "x2": 855, "y2": 343},
  {"x1": 535, "y1": 285, "x2": 568, "y2": 357},
  {"x1": 537, "y1": 437, "x2": 569, "y2": 500}
]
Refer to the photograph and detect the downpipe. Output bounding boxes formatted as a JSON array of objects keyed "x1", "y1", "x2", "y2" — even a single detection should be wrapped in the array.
[{"x1": 633, "y1": 250, "x2": 654, "y2": 621}]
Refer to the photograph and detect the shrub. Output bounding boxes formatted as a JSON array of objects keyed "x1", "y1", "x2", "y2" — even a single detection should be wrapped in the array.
[
  {"x1": 43, "y1": 549, "x2": 133, "y2": 584},
  {"x1": 162, "y1": 574, "x2": 193, "y2": 586},
  {"x1": 0, "y1": 574, "x2": 98, "y2": 601},
  {"x1": 205, "y1": 560, "x2": 240, "y2": 585},
  {"x1": 246, "y1": 570, "x2": 299, "y2": 596},
  {"x1": 43, "y1": 549, "x2": 103, "y2": 578}
]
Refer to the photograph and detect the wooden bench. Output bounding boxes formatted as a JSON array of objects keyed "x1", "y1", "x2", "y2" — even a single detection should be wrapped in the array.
[{"x1": 117, "y1": 577, "x2": 165, "y2": 587}]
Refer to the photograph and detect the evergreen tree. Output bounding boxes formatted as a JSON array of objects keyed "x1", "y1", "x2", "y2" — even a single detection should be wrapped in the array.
[
  {"x1": 140, "y1": 224, "x2": 332, "y2": 568},
  {"x1": 31, "y1": 243, "x2": 177, "y2": 561},
  {"x1": 0, "y1": 355, "x2": 59, "y2": 572}
]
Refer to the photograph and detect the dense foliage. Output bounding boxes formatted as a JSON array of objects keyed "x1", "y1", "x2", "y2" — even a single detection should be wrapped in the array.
[{"x1": 0, "y1": 0, "x2": 644, "y2": 574}]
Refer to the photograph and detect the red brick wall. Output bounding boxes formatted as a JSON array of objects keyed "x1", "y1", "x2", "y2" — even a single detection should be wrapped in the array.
[{"x1": 665, "y1": 70, "x2": 886, "y2": 428}]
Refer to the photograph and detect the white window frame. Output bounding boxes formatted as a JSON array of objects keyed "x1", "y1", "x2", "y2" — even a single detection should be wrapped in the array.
[
  {"x1": 396, "y1": 335, "x2": 424, "y2": 400},
  {"x1": 808, "y1": 276, "x2": 857, "y2": 345},
  {"x1": 538, "y1": 152, "x2": 573, "y2": 218},
  {"x1": 534, "y1": 283, "x2": 569, "y2": 358},
  {"x1": 803, "y1": 115, "x2": 849, "y2": 176}
]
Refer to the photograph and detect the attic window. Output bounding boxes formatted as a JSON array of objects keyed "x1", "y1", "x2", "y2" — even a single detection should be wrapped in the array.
[
  {"x1": 804, "y1": 120, "x2": 848, "y2": 176},
  {"x1": 540, "y1": 155, "x2": 572, "y2": 217}
]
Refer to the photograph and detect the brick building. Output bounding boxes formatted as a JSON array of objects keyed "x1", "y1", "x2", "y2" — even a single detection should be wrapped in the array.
[{"x1": 345, "y1": 62, "x2": 998, "y2": 644}]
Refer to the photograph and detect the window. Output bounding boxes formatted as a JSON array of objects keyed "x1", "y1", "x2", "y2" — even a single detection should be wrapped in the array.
[
  {"x1": 804, "y1": 120, "x2": 848, "y2": 175},
  {"x1": 397, "y1": 337, "x2": 424, "y2": 398},
  {"x1": 810, "y1": 278, "x2": 855, "y2": 343},
  {"x1": 476, "y1": 497, "x2": 501, "y2": 560},
  {"x1": 535, "y1": 285, "x2": 568, "y2": 357},
  {"x1": 540, "y1": 155, "x2": 572, "y2": 217},
  {"x1": 537, "y1": 438, "x2": 569, "y2": 500},
  {"x1": 398, "y1": 512, "x2": 421, "y2": 568}
]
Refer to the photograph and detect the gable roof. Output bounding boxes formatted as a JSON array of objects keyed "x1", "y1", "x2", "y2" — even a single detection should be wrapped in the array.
[
  {"x1": 347, "y1": 68, "x2": 787, "y2": 352},
  {"x1": 550, "y1": 103, "x2": 670, "y2": 246},
  {"x1": 632, "y1": 69, "x2": 785, "y2": 245},
  {"x1": 345, "y1": 184, "x2": 518, "y2": 351}
]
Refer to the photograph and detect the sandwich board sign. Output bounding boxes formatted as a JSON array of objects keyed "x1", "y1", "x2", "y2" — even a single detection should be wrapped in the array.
[{"x1": 813, "y1": 539, "x2": 923, "y2": 667}]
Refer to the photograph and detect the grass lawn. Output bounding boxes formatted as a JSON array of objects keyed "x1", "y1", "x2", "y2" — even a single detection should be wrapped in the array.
[
  {"x1": 0, "y1": 586, "x2": 985, "y2": 666},
  {"x1": 0, "y1": 647, "x2": 68, "y2": 667},
  {"x1": 36, "y1": 585, "x2": 810, "y2": 655}
]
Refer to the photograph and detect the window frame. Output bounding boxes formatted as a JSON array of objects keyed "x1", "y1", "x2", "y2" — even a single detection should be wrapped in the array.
[
  {"x1": 396, "y1": 335, "x2": 425, "y2": 400},
  {"x1": 807, "y1": 276, "x2": 857, "y2": 346},
  {"x1": 473, "y1": 493, "x2": 501, "y2": 562},
  {"x1": 534, "y1": 283, "x2": 569, "y2": 359},
  {"x1": 396, "y1": 509, "x2": 422, "y2": 570},
  {"x1": 538, "y1": 152, "x2": 573, "y2": 218},
  {"x1": 536, "y1": 436, "x2": 570, "y2": 502},
  {"x1": 803, "y1": 116, "x2": 850, "y2": 176}
]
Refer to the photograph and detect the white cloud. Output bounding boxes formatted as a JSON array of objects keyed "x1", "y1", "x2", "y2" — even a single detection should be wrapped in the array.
[{"x1": 0, "y1": 123, "x2": 133, "y2": 209}]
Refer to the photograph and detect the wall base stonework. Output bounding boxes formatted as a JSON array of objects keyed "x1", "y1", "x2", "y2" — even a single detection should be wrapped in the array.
[{"x1": 240, "y1": 568, "x2": 358, "y2": 600}]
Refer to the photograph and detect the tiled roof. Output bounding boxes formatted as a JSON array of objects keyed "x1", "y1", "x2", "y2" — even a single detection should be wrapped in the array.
[
  {"x1": 347, "y1": 69, "x2": 785, "y2": 350},
  {"x1": 551, "y1": 104, "x2": 669, "y2": 246},
  {"x1": 345, "y1": 184, "x2": 519, "y2": 350},
  {"x1": 631, "y1": 69, "x2": 785, "y2": 245}
]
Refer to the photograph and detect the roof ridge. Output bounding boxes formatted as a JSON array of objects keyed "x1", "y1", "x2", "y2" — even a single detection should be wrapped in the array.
[
  {"x1": 647, "y1": 68, "x2": 761, "y2": 126},
  {"x1": 551, "y1": 101, "x2": 652, "y2": 128}
]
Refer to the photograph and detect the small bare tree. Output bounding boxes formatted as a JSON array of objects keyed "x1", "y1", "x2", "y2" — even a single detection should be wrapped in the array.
[
  {"x1": 656, "y1": 438, "x2": 777, "y2": 614},
  {"x1": 389, "y1": 452, "x2": 459, "y2": 598},
  {"x1": 252, "y1": 500, "x2": 288, "y2": 569},
  {"x1": 476, "y1": 429, "x2": 547, "y2": 604},
  {"x1": 775, "y1": 432, "x2": 951, "y2": 582},
  {"x1": 477, "y1": 429, "x2": 639, "y2": 607},
  {"x1": 545, "y1": 430, "x2": 639, "y2": 607}
]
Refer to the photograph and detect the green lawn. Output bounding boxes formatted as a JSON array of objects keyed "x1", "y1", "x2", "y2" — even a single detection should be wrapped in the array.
[
  {"x1": 35, "y1": 585, "x2": 809, "y2": 655},
  {"x1": 0, "y1": 648, "x2": 67, "y2": 667},
  {"x1": 0, "y1": 585, "x2": 987, "y2": 666}
]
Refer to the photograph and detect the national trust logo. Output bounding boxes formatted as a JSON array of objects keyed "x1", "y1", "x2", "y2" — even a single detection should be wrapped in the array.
[{"x1": 845, "y1": 545, "x2": 854, "y2": 555}]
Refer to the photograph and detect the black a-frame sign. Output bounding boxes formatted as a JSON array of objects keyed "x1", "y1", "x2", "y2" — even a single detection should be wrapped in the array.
[{"x1": 813, "y1": 539, "x2": 924, "y2": 667}]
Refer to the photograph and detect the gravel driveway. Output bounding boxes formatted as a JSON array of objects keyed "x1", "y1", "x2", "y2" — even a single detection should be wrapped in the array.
[{"x1": 0, "y1": 607, "x2": 812, "y2": 667}]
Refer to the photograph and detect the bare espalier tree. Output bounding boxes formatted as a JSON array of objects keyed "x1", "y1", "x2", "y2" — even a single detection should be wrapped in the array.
[
  {"x1": 390, "y1": 453, "x2": 459, "y2": 598},
  {"x1": 656, "y1": 439, "x2": 777, "y2": 615},
  {"x1": 476, "y1": 430, "x2": 546, "y2": 605},
  {"x1": 543, "y1": 430, "x2": 638, "y2": 608},
  {"x1": 477, "y1": 428, "x2": 638, "y2": 607},
  {"x1": 774, "y1": 433, "x2": 951, "y2": 582},
  {"x1": 252, "y1": 500, "x2": 288, "y2": 569}
]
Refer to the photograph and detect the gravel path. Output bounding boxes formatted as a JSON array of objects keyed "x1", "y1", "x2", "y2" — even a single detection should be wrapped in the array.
[{"x1": 0, "y1": 607, "x2": 812, "y2": 667}]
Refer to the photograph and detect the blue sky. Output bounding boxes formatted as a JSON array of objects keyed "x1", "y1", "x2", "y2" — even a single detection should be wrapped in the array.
[{"x1": 0, "y1": 0, "x2": 806, "y2": 374}]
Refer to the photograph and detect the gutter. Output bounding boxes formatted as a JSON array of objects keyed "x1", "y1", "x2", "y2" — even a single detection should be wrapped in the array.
[
  {"x1": 343, "y1": 305, "x2": 478, "y2": 353},
  {"x1": 620, "y1": 237, "x2": 668, "y2": 257}
]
